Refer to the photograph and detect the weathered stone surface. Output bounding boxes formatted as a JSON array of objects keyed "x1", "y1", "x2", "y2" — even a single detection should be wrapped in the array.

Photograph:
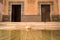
[
  {"x1": 0, "y1": 30, "x2": 60, "y2": 40},
  {"x1": 0, "y1": 30, "x2": 9, "y2": 40},
  {"x1": 11, "y1": 30, "x2": 20, "y2": 40}
]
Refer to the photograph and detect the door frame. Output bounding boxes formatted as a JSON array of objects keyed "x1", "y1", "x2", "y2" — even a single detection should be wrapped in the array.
[
  {"x1": 38, "y1": 2, "x2": 53, "y2": 22},
  {"x1": 8, "y1": 2, "x2": 24, "y2": 22}
]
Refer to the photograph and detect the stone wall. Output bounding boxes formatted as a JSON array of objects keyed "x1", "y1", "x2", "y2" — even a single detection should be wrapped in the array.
[{"x1": 0, "y1": 0, "x2": 60, "y2": 22}]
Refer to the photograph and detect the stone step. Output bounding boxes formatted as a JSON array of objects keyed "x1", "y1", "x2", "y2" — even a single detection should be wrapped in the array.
[{"x1": 0, "y1": 22, "x2": 60, "y2": 30}]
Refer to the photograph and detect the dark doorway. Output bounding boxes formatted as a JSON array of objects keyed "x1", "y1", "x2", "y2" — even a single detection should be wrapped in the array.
[
  {"x1": 12, "y1": 5, "x2": 21, "y2": 22},
  {"x1": 41, "y1": 5, "x2": 50, "y2": 22}
]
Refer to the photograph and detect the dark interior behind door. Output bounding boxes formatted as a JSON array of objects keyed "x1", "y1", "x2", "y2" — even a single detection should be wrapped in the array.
[{"x1": 12, "y1": 5, "x2": 21, "y2": 22}]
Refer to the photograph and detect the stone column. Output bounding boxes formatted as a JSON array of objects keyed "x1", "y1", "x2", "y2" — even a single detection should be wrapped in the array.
[
  {"x1": 0, "y1": 0, "x2": 3, "y2": 22},
  {"x1": 58, "y1": 0, "x2": 60, "y2": 21},
  {"x1": 53, "y1": 0, "x2": 59, "y2": 15},
  {"x1": 52, "y1": 0, "x2": 60, "y2": 21},
  {"x1": 2, "y1": 0, "x2": 9, "y2": 22},
  {"x1": 58, "y1": 0, "x2": 60, "y2": 15},
  {"x1": 4, "y1": 0, "x2": 8, "y2": 15}
]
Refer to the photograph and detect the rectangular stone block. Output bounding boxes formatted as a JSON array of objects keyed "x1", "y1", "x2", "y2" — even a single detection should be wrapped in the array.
[
  {"x1": 2, "y1": 15, "x2": 10, "y2": 22},
  {"x1": 21, "y1": 15, "x2": 41, "y2": 22},
  {"x1": 52, "y1": 15, "x2": 60, "y2": 22}
]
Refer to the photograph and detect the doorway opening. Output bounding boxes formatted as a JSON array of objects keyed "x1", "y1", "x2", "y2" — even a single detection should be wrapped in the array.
[
  {"x1": 41, "y1": 5, "x2": 50, "y2": 22},
  {"x1": 11, "y1": 5, "x2": 21, "y2": 22}
]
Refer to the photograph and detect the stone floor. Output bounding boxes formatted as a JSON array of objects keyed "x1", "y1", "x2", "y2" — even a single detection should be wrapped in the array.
[{"x1": 0, "y1": 30, "x2": 60, "y2": 40}]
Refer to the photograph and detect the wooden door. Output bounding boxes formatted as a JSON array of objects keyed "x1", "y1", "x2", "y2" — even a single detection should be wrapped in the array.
[{"x1": 41, "y1": 5, "x2": 50, "y2": 22}]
